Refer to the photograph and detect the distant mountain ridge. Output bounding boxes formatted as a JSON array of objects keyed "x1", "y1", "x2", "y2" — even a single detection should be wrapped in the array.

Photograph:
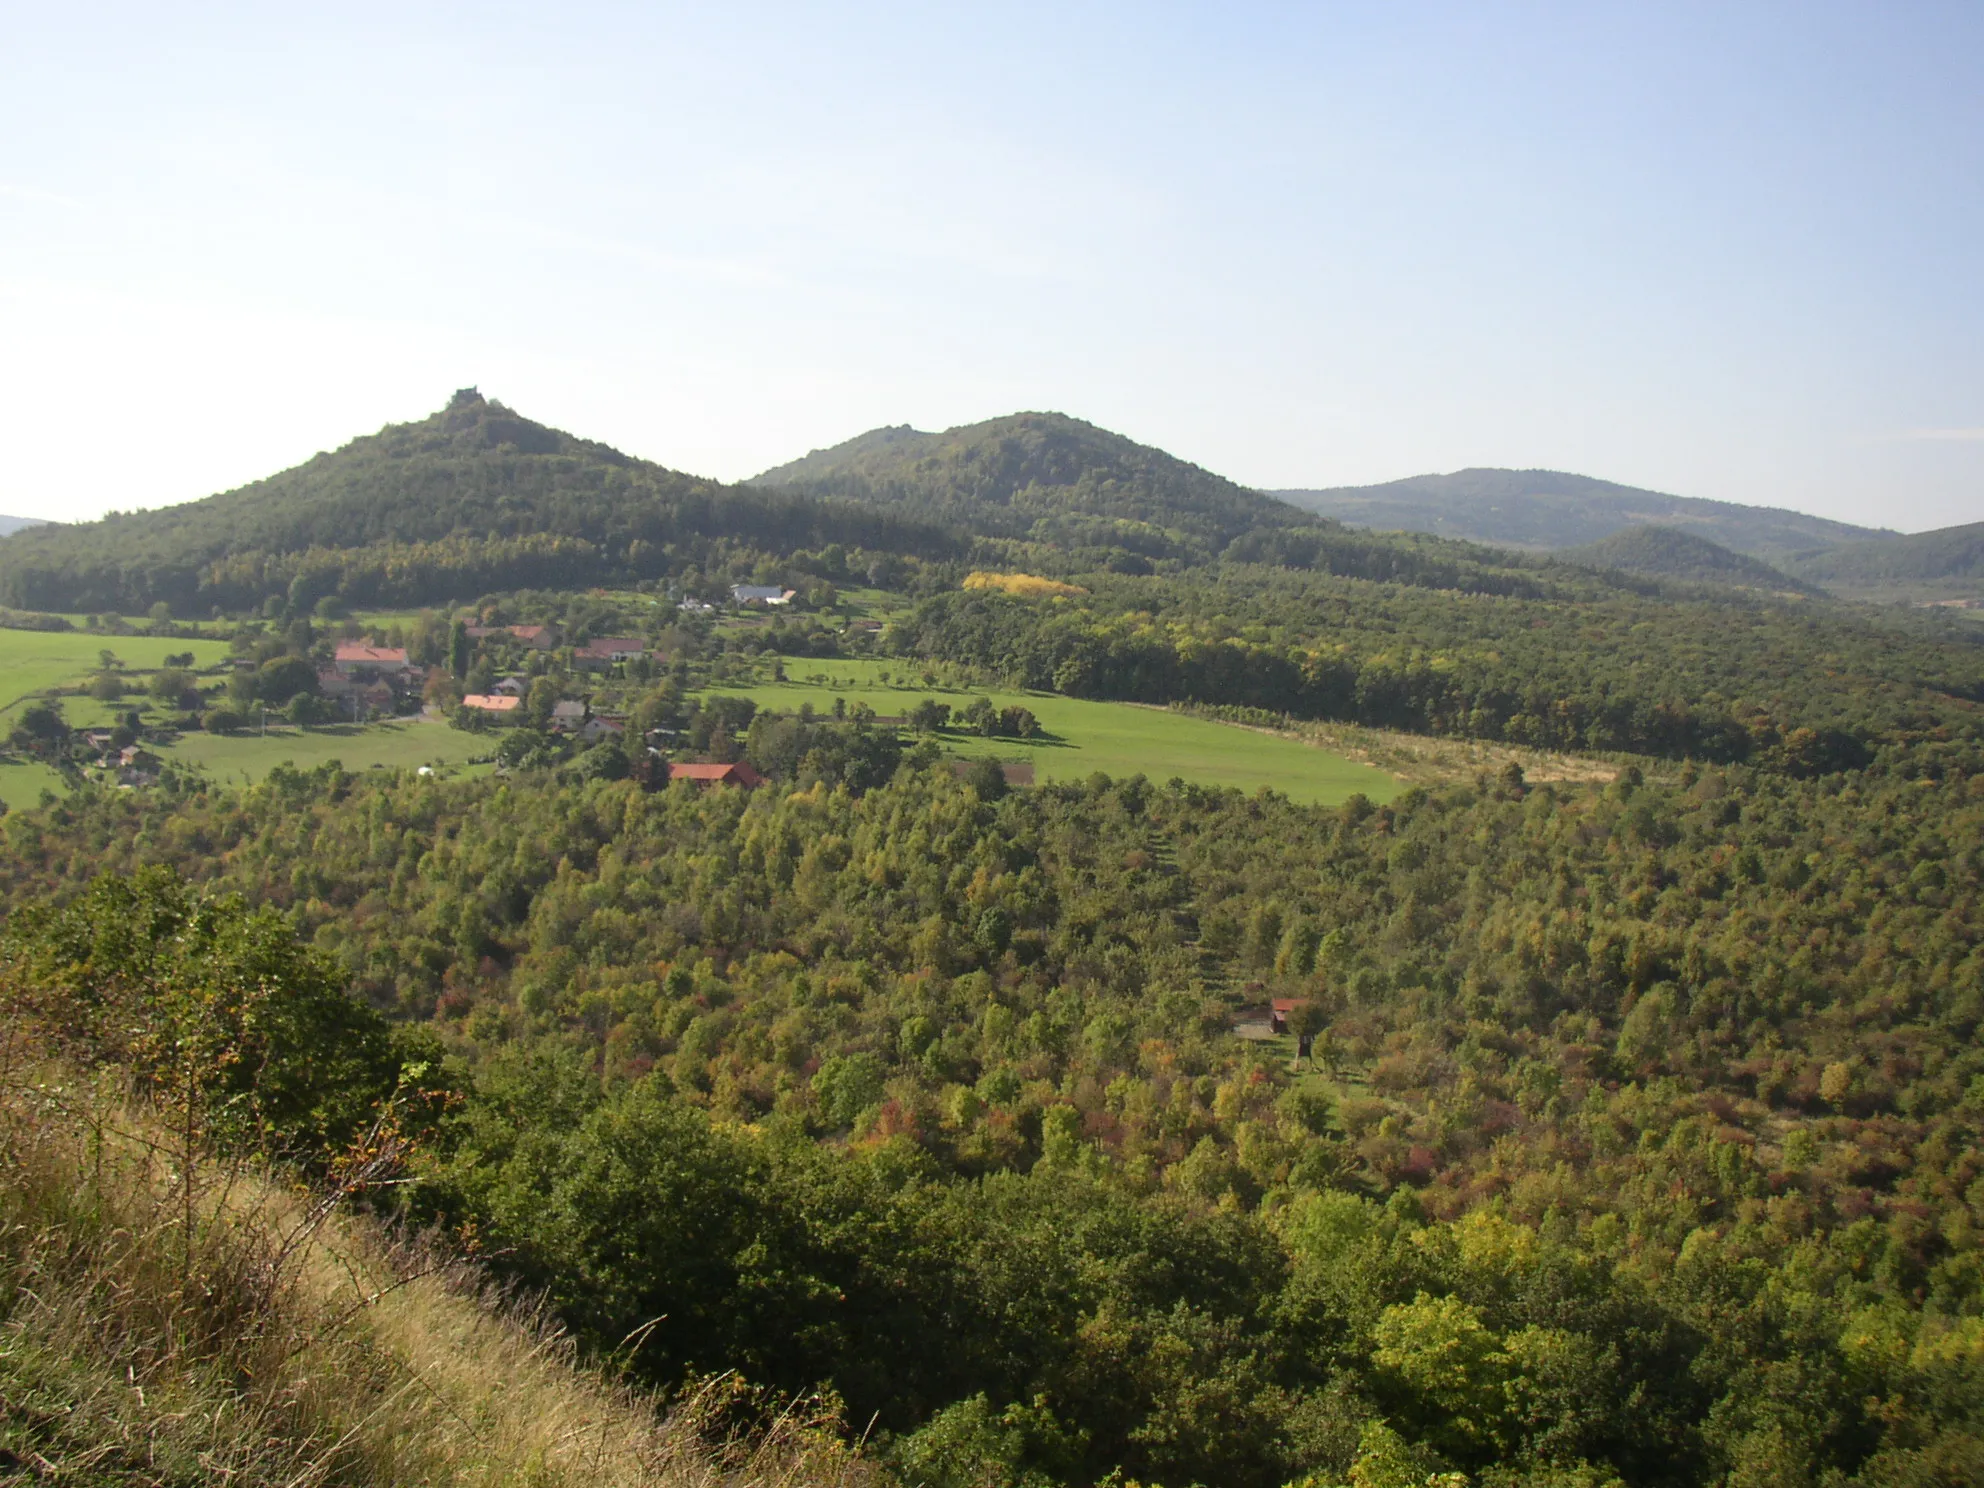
[
  {"x1": 751, "y1": 412, "x2": 1319, "y2": 563},
  {"x1": 0, "y1": 390, "x2": 960, "y2": 613},
  {"x1": 1782, "y1": 519, "x2": 1984, "y2": 599},
  {"x1": 1556, "y1": 525, "x2": 1824, "y2": 597},
  {"x1": 0, "y1": 515, "x2": 49, "y2": 537},
  {"x1": 13, "y1": 393, "x2": 1960, "y2": 617},
  {"x1": 1273, "y1": 468, "x2": 1888, "y2": 562}
]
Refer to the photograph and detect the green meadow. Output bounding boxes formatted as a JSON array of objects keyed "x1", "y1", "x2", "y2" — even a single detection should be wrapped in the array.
[
  {"x1": 3, "y1": 626, "x2": 1397, "y2": 803},
  {"x1": 0, "y1": 759, "x2": 66, "y2": 810},
  {"x1": 704, "y1": 666, "x2": 1399, "y2": 805},
  {"x1": 0, "y1": 628, "x2": 234, "y2": 725},
  {"x1": 0, "y1": 623, "x2": 492, "y2": 793},
  {"x1": 165, "y1": 718, "x2": 492, "y2": 787}
]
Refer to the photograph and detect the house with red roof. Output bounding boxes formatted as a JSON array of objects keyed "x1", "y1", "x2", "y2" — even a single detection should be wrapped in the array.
[
  {"x1": 665, "y1": 761, "x2": 764, "y2": 788},
  {"x1": 333, "y1": 644, "x2": 410, "y2": 677},
  {"x1": 574, "y1": 637, "x2": 649, "y2": 669},
  {"x1": 1269, "y1": 997, "x2": 1309, "y2": 1035}
]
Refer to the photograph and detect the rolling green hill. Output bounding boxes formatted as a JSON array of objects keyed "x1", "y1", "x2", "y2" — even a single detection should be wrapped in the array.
[
  {"x1": 1274, "y1": 467, "x2": 1886, "y2": 561},
  {"x1": 1783, "y1": 518, "x2": 1984, "y2": 600},
  {"x1": 1555, "y1": 524, "x2": 1822, "y2": 596},
  {"x1": 751, "y1": 411, "x2": 1319, "y2": 562},
  {"x1": 0, "y1": 390, "x2": 960, "y2": 615}
]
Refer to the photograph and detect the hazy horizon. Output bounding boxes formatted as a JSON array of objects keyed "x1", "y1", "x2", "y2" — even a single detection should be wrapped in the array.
[
  {"x1": 0, "y1": 392, "x2": 1949, "y2": 538},
  {"x1": 4, "y1": 3, "x2": 1980, "y2": 534}
]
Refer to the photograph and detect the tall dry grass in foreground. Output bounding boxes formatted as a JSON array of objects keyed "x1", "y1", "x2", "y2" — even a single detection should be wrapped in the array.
[{"x1": 0, "y1": 1062, "x2": 884, "y2": 1488}]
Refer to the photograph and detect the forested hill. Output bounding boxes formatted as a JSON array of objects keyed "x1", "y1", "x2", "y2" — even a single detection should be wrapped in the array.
[
  {"x1": 1274, "y1": 467, "x2": 1886, "y2": 561},
  {"x1": 749, "y1": 411, "x2": 1319, "y2": 562},
  {"x1": 1783, "y1": 517, "x2": 1984, "y2": 599},
  {"x1": 0, "y1": 514, "x2": 49, "y2": 537},
  {"x1": 1556, "y1": 525, "x2": 1821, "y2": 595},
  {"x1": 0, "y1": 390, "x2": 961, "y2": 615}
]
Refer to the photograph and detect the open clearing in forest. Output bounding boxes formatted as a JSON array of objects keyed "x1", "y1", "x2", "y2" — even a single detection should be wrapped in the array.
[
  {"x1": 0, "y1": 629, "x2": 233, "y2": 726},
  {"x1": 0, "y1": 759, "x2": 65, "y2": 810},
  {"x1": 702, "y1": 672, "x2": 1400, "y2": 805},
  {"x1": 165, "y1": 717, "x2": 492, "y2": 787}
]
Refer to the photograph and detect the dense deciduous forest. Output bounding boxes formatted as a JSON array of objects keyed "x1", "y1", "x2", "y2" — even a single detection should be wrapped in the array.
[
  {"x1": 750, "y1": 411, "x2": 1313, "y2": 562},
  {"x1": 890, "y1": 568, "x2": 1984, "y2": 768},
  {"x1": 1785, "y1": 521, "x2": 1984, "y2": 596},
  {"x1": 6, "y1": 395, "x2": 1984, "y2": 1486},
  {"x1": 6, "y1": 716, "x2": 1984, "y2": 1484},
  {"x1": 1552, "y1": 527, "x2": 1822, "y2": 596}
]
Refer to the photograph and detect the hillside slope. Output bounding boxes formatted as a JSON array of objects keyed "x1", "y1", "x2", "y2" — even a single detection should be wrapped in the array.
[
  {"x1": 0, "y1": 515, "x2": 48, "y2": 537},
  {"x1": 0, "y1": 1074, "x2": 868, "y2": 1488},
  {"x1": 1784, "y1": 518, "x2": 1984, "y2": 600},
  {"x1": 1556, "y1": 524, "x2": 1823, "y2": 596},
  {"x1": 752, "y1": 412, "x2": 1318, "y2": 561},
  {"x1": 1274, "y1": 468, "x2": 1886, "y2": 560},
  {"x1": 0, "y1": 390, "x2": 958, "y2": 614}
]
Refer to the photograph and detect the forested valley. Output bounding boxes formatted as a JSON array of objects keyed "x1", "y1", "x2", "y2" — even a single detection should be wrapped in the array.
[{"x1": 5, "y1": 394, "x2": 1984, "y2": 1487}]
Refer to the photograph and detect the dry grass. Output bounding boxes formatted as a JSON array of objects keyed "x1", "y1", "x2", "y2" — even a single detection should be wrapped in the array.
[
  {"x1": 0, "y1": 1057, "x2": 884, "y2": 1488},
  {"x1": 1170, "y1": 707, "x2": 1638, "y2": 788}
]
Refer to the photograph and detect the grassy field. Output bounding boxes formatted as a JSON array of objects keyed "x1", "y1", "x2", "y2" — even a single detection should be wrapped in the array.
[
  {"x1": 1223, "y1": 713, "x2": 1632, "y2": 788},
  {"x1": 703, "y1": 670, "x2": 1399, "y2": 805},
  {"x1": 165, "y1": 717, "x2": 492, "y2": 786},
  {"x1": 0, "y1": 759, "x2": 66, "y2": 810},
  {"x1": 2, "y1": 623, "x2": 1399, "y2": 804},
  {"x1": 0, "y1": 628, "x2": 490, "y2": 795},
  {"x1": 0, "y1": 628, "x2": 234, "y2": 726}
]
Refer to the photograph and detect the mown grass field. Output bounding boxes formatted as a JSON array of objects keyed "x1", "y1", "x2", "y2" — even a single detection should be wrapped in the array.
[
  {"x1": 704, "y1": 667, "x2": 1399, "y2": 805},
  {"x1": 0, "y1": 759, "x2": 66, "y2": 810},
  {"x1": 165, "y1": 718, "x2": 492, "y2": 786},
  {"x1": 0, "y1": 629, "x2": 234, "y2": 725}
]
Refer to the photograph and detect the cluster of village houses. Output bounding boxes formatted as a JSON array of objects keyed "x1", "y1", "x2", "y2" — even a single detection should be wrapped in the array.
[
  {"x1": 75, "y1": 587, "x2": 809, "y2": 792},
  {"x1": 323, "y1": 590, "x2": 807, "y2": 786},
  {"x1": 80, "y1": 733, "x2": 164, "y2": 787},
  {"x1": 324, "y1": 586, "x2": 802, "y2": 720},
  {"x1": 326, "y1": 628, "x2": 627, "y2": 743}
]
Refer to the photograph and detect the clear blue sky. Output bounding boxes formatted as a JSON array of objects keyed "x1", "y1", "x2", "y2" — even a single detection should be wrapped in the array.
[{"x1": 3, "y1": 2, "x2": 1980, "y2": 531}]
